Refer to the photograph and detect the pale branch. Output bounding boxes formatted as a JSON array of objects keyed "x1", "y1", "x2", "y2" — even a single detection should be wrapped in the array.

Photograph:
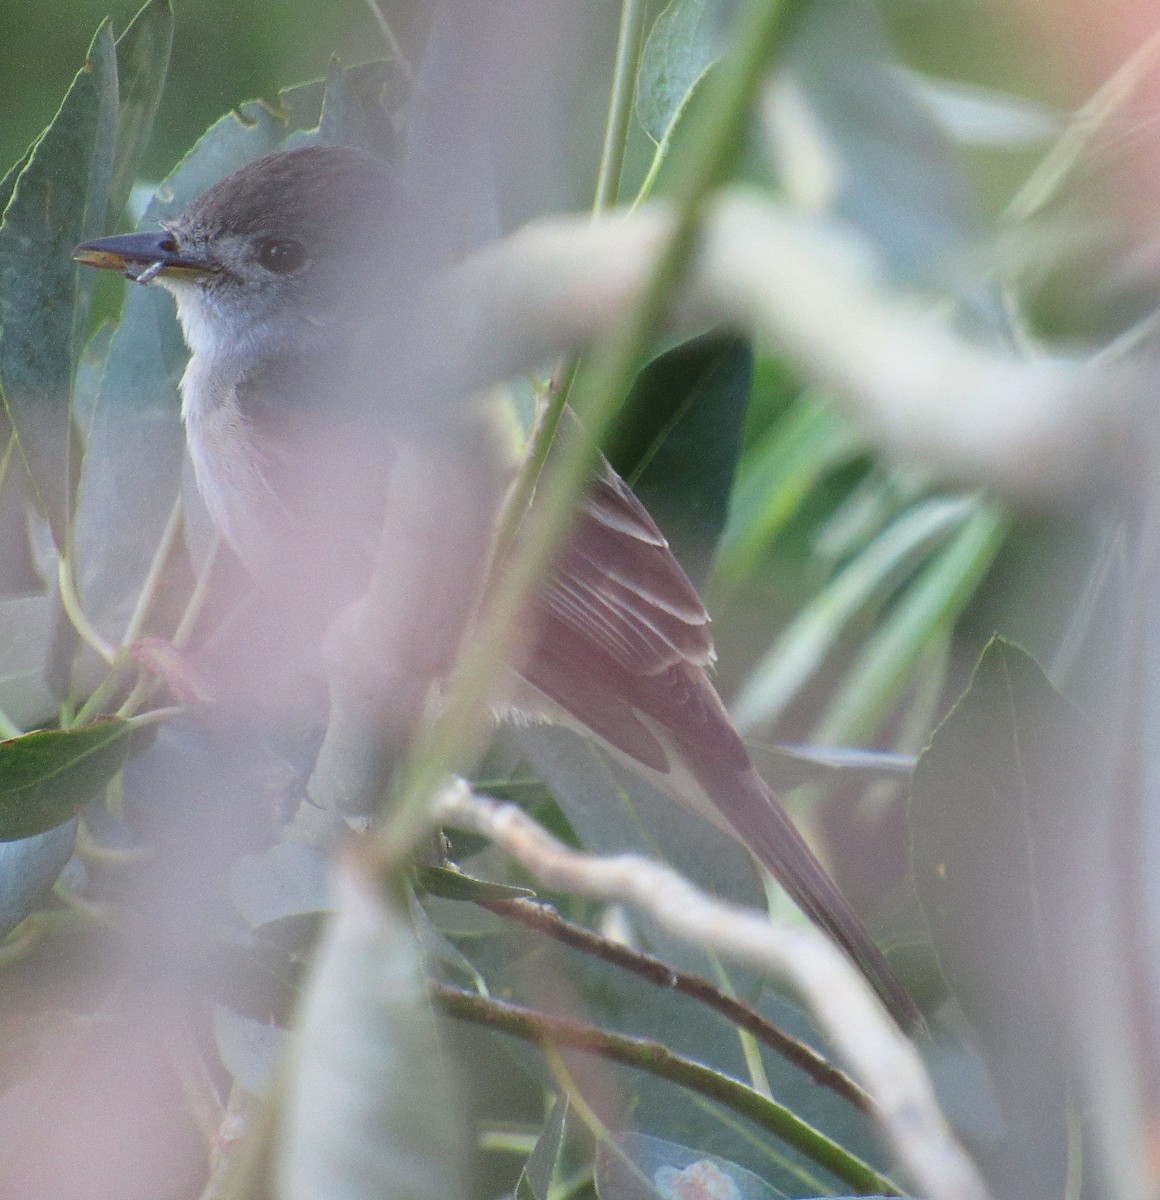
[{"x1": 433, "y1": 779, "x2": 993, "y2": 1200}]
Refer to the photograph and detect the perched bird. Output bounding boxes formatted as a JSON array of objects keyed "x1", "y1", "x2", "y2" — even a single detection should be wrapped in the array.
[{"x1": 74, "y1": 144, "x2": 920, "y2": 1026}]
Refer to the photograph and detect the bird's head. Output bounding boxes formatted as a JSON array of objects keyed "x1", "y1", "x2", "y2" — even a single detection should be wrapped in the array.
[{"x1": 74, "y1": 144, "x2": 398, "y2": 360}]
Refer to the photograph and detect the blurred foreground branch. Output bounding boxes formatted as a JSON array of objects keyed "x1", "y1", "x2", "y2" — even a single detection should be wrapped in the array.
[
  {"x1": 434, "y1": 779, "x2": 992, "y2": 1200},
  {"x1": 437, "y1": 191, "x2": 1128, "y2": 498}
]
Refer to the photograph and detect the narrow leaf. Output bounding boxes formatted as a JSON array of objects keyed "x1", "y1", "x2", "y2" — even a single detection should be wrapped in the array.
[
  {"x1": 74, "y1": 101, "x2": 287, "y2": 640},
  {"x1": 732, "y1": 496, "x2": 976, "y2": 733},
  {"x1": 0, "y1": 719, "x2": 131, "y2": 841},
  {"x1": 0, "y1": 22, "x2": 118, "y2": 540},
  {"x1": 110, "y1": 0, "x2": 175, "y2": 220},
  {"x1": 515, "y1": 1094, "x2": 568, "y2": 1200},
  {"x1": 417, "y1": 865, "x2": 534, "y2": 904}
]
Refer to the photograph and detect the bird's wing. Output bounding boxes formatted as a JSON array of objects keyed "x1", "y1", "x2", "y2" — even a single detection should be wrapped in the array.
[{"x1": 522, "y1": 458, "x2": 922, "y2": 1028}]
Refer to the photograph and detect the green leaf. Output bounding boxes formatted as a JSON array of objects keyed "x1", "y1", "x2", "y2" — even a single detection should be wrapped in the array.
[
  {"x1": 0, "y1": 419, "x2": 43, "y2": 598},
  {"x1": 607, "y1": 333, "x2": 752, "y2": 586},
  {"x1": 0, "y1": 820, "x2": 77, "y2": 939},
  {"x1": 109, "y1": 0, "x2": 174, "y2": 221},
  {"x1": 515, "y1": 1094, "x2": 568, "y2": 1200},
  {"x1": 775, "y1": 0, "x2": 992, "y2": 313},
  {"x1": 0, "y1": 718, "x2": 131, "y2": 841},
  {"x1": 812, "y1": 504, "x2": 1008, "y2": 746},
  {"x1": 731, "y1": 496, "x2": 976, "y2": 734},
  {"x1": 278, "y1": 863, "x2": 469, "y2": 1200},
  {"x1": 74, "y1": 101, "x2": 287, "y2": 640},
  {"x1": 636, "y1": 0, "x2": 724, "y2": 146},
  {"x1": 911, "y1": 637, "x2": 1082, "y2": 1194},
  {"x1": 717, "y1": 398, "x2": 861, "y2": 584},
  {"x1": 0, "y1": 22, "x2": 118, "y2": 541},
  {"x1": 0, "y1": 595, "x2": 59, "y2": 731},
  {"x1": 417, "y1": 866, "x2": 535, "y2": 904}
]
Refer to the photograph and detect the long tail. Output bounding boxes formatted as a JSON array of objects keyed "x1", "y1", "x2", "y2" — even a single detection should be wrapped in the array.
[{"x1": 670, "y1": 676, "x2": 923, "y2": 1030}]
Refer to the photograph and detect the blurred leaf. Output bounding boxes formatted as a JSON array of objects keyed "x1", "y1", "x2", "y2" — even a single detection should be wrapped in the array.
[
  {"x1": 277, "y1": 863, "x2": 469, "y2": 1200},
  {"x1": 319, "y1": 59, "x2": 403, "y2": 159},
  {"x1": 75, "y1": 101, "x2": 287, "y2": 640},
  {"x1": 732, "y1": 496, "x2": 976, "y2": 733},
  {"x1": 607, "y1": 333, "x2": 752, "y2": 586},
  {"x1": 774, "y1": 0, "x2": 992, "y2": 315},
  {"x1": 747, "y1": 742, "x2": 914, "y2": 792},
  {"x1": 0, "y1": 719, "x2": 131, "y2": 841},
  {"x1": 636, "y1": 0, "x2": 724, "y2": 146},
  {"x1": 417, "y1": 866, "x2": 535, "y2": 904},
  {"x1": 0, "y1": 819, "x2": 77, "y2": 939},
  {"x1": 911, "y1": 637, "x2": 1082, "y2": 1195},
  {"x1": 0, "y1": 595, "x2": 59, "y2": 730},
  {"x1": 902, "y1": 70, "x2": 1060, "y2": 148},
  {"x1": 212, "y1": 1004, "x2": 287, "y2": 1099},
  {"x1": 0, "y1": 22, "x2": 118, "y2": 541},
  {"x1": 813, "y1": 504, "x2": 1008, "y2": 746},
  {"x1": 717, "y1": 399, "x2": 861, "y2": 583},
  {"x1": 515, "y1": 1093, "x2": 568, "y2": 1200},
  {"x1": 231, "y1": 842, "x2": 331, "y2": 927},
  {"x1": 110, "y1": 0, "x2": 174, "y2": 220}
]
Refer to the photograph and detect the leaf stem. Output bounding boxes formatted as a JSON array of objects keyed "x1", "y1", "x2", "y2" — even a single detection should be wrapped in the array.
[
  {"x1": 593, "y1": 0, "x2": 649, "y2": 213},
  {"x1": 363, "y1": 0, "x2": 415, "y2": 84},
  {"x1": 435, "y1": 984, "x2": 899, "y2": 1195},
  {"x1": 58, "y1": 555, "x2": 116, "y2": 664},
  {"x1": 121, "y1": 492, "x2": 183, "y2": 647}
]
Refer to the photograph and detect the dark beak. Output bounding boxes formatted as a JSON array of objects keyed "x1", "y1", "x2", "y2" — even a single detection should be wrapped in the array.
[{"x1": 72, "y1": 231, "x2": 214, "y2": 282}]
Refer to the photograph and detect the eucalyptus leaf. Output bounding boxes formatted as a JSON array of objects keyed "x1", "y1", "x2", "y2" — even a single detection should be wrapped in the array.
[
  {"x1": 110, "y1": 0, "x2": 174, "y2": 221},
  {"x1": 277, "y1": 863, "x2": 469, "y2": 1200},
  {"x1": 0, "y1": 719, "x2": 131, "y2": 841},
  {"x1": 0, "y1": 21, "x2": 118, "y2": 541},
  {"x1": 608, "y1": 333, "x2": 752, "y2": 586},
  {"x1": 515, "y1": 1094, "x2": 568, "y2": 1200}
]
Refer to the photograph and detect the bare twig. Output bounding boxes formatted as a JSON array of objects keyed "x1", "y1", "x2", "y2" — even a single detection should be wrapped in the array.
[
  {"x1": 482, "y1": 895, "x2": 873, "y2": 1113},
  {"x1": 433, "y1": 984, "x2": 898, "y2": 1196},
  {"x1": 434, "y1": 779, "x2": 992, "y2": 1200}
]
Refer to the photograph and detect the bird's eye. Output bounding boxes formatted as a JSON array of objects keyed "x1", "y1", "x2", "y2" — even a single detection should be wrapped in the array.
[{"x1": 256, "y1": 237, "x2": 307, "y2": 274}]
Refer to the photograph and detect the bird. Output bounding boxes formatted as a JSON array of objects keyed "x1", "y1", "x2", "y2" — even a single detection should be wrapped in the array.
[{"x1": 74, "y1": 143, "x2": 920, "y2": 1027}]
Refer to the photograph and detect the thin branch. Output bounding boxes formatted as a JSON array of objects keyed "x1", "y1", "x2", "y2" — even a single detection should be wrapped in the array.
[
  {"x1": 434, "y1": 780, "x2": 992, "y2": 1200},
  {"x1": 482, "y1": 895, "x2": 872, "y2": 1114},
  {"x1": 363, "y1": 0, "x2": 415, "y2": 84},
  {"x1": 593, "y1": 0, "x2": 649, "y2": 213},
  {"x1": 434, "y1": 983, "x2": 898, "y2": 1197}
]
